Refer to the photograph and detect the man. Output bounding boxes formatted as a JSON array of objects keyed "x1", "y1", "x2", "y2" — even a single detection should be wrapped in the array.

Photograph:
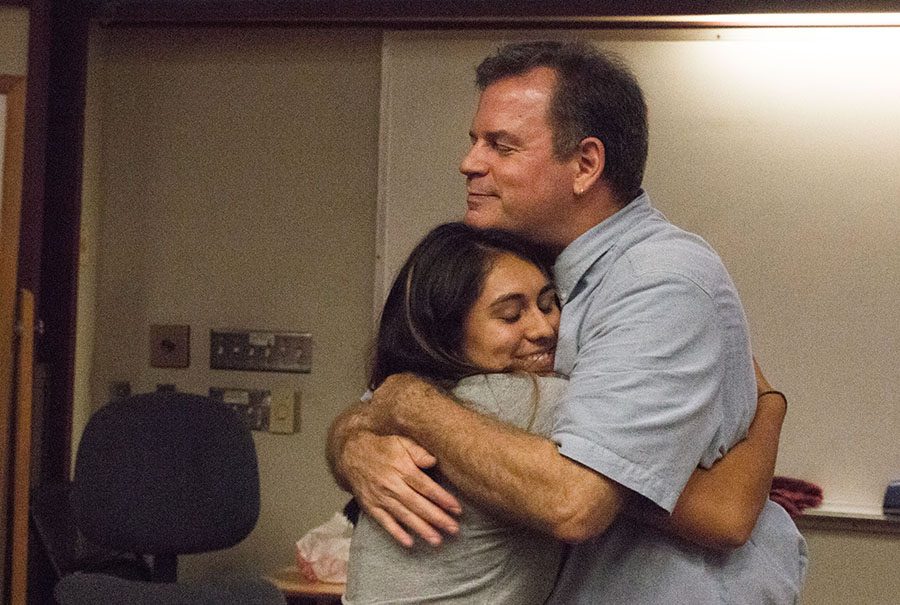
[{"x1": 329, "y1": 41, "x2": 805, "y2": 603}]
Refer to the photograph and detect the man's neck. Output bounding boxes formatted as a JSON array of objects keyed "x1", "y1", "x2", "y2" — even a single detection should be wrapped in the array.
[{"x1": 556, "y1": 187, "x2": 631, "y2": 251}]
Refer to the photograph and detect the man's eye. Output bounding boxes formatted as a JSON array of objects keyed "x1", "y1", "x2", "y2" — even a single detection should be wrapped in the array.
[
  {"x1": 500, "y1": 314, "x2": 521, "y2": 324},
  {"x1": 494, "y1": 143, "x2": 514, "y2": 154}
]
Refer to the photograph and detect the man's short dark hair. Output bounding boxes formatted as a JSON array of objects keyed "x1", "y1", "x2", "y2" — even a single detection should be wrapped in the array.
[{"x1": 476, "y1": 40, "x2": 648, "y2": 205}]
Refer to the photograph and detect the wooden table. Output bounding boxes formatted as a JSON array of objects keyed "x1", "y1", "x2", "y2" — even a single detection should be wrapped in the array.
[{"x1": 266, "y1": 565, "x2": 344, "y2": 604}]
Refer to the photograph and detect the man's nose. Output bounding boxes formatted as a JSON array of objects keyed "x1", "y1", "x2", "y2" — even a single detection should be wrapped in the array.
[{"x1": 460, "y1": 143, "x2": 487, "y2": 177}]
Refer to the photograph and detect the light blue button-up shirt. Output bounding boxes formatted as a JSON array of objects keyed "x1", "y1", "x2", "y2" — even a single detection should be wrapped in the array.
[{"x1": 547, "y1": 192, "x2": 806, "y2": 604}]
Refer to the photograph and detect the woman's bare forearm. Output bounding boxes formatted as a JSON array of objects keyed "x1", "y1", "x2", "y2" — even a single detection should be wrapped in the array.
[
  {"x1": 637, "y1": 359, "x2": 786, "y2": 550},
  {"x1": 663, "y1": 390, "x2": 786, "y2": 549}
]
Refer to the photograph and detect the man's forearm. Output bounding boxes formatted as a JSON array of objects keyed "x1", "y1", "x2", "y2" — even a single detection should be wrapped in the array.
[
  {"x1": 370, "y1": 375, "x2": 625, "y2": 542},
  {"x1": 326, "y1": 401, "x2": 370, "y2": 491}
]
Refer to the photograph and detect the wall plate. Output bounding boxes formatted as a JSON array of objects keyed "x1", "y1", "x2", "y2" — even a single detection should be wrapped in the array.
[
  {"x1": 210, "y1": 330, "x2": 312, "y2": 373},
  {"x1": 149, "y1": 324, "x2": 190, "y2": 368},
  {"x1": 209, "y1": 387, "x2": 271, "y2": 432}
]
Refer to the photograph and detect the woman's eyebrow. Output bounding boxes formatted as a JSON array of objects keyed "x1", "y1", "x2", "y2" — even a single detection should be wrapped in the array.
[{"x1": 488, "y1": 293, "x2": 526, "y2": 308}]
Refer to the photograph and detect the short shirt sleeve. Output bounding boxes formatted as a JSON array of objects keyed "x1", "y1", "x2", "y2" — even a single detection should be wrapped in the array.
[{"x1": 552, "y1": 262, "x2": 726, "y2": 513}]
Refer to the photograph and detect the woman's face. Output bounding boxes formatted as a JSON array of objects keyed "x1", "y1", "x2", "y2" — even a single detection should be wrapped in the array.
[{"x1": 463, "y1": 252, "x2": 560, "y2": 373}]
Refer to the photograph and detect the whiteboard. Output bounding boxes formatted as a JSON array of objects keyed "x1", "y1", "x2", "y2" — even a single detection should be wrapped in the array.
[{"x1": 377, "y1": 28, "x2": 900, "y2": 511}]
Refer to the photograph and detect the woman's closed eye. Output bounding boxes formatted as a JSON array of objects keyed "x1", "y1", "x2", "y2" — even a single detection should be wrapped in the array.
[
  {"x1": 537, "y1": 289, "x2": 559, "y2": 315},
  {"x1": 495, "y1": 303, "x2": 524, "y2": 324}
]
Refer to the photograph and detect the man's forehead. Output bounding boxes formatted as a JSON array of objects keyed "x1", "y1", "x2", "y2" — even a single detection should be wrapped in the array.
[
  {"x1": 472, "y1": 72, "x2": 555, "y2": 128},
  {"x1": 479, "y1": 66, "x2": 557, "y2": 98}
]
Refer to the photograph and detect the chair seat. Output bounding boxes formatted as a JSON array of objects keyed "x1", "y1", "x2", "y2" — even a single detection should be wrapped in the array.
[{"x1": 55, "y1": 572, "x2": 286, "y2": 605}]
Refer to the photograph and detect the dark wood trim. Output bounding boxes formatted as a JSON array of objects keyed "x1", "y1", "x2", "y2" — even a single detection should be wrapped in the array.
[
  {"x1": 0, "y1": 74, "x2": 26, "y2": 605},
  {"x1": 18, "y1": 0, "x2": 91, "y2": 485},
  {"x1": 33, "y1": 0, "x2": 90, "y2": 483},
  {"x1": 87, "y1": 0, "x2": 900, "y2": 27}
]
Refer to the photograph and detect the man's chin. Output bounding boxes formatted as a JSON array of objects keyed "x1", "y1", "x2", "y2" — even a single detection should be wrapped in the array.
[
  {"x1": 464, "y1": 209, "x2": 512, "y2": 232},
  {"x1": 463, "y1": 209, "x2": 490, "y2": 227}
]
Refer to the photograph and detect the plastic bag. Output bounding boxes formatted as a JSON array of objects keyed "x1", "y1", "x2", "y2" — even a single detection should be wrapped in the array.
[{"x1": 295, "y1": 512, "x2": 353, "y2": 583}]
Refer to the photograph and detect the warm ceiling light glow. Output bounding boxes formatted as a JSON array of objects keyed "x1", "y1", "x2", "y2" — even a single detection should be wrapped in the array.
[{"x1": 636, "y1": 13, "x2": 900, "y2": 27}]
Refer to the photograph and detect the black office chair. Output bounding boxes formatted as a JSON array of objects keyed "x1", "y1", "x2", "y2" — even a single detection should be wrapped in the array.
[{"x1": 54, "y1": 391, "x2": 285, "y2": 604}]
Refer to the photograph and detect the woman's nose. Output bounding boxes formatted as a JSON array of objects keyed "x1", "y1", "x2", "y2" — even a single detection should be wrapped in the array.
[{"x1": 527, "y1": 310, "x2": 557, "y2": 342}]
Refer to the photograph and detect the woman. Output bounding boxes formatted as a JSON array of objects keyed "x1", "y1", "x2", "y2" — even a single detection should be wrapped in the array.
[{"x1": 343, "y1": 223, "x2": 796, "y2": 604}]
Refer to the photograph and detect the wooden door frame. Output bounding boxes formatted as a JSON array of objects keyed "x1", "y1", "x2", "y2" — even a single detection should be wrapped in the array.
[{"x1": 0, "y1": 72, "x2": 27, "y2": 605}]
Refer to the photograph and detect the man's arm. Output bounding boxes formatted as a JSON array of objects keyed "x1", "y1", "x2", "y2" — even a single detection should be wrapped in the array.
[
  {"x1": 330, "y1": 360, "x2": 784, "y2": 550},
  {"x1": 363, "y1": 375, "x2": 628, "y2": 543}
]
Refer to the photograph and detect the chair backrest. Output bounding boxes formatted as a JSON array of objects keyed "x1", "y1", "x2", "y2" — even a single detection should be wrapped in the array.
[{"x1": 72, "y1": 392, "x2": 260, "y2": 559}]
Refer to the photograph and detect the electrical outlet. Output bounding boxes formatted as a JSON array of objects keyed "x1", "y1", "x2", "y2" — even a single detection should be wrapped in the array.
[{"x1": 209, "y1": 387, "x2": 271, "y2": 432}]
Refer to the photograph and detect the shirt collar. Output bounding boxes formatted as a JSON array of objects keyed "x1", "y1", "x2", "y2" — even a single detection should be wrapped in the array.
[{"x1": 553, "y1": 190, "x2": 653, "y2": 304}]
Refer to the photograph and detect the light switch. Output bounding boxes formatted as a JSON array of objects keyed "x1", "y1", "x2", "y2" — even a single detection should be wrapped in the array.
[
  {"x1": 269, "y1": 388, "x2": 300, "y2": 434},
  {"x1": 210, "y1": 330, "x2": 312, "y2": 373}
]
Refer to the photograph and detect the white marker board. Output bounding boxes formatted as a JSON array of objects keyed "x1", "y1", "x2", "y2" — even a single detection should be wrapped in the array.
[{"x1": 376, "y1": 28, "x2": 900, "y2": 512}]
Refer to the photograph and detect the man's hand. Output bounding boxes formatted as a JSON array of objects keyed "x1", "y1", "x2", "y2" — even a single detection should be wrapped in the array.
[{"x1": 327, "y1": 394, "x2": 463, "y2": 548}]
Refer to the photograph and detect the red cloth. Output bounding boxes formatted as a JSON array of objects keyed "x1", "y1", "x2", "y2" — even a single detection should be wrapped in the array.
[{"x1": 769, "y1": 476, "x2": 823, "y2": 518}]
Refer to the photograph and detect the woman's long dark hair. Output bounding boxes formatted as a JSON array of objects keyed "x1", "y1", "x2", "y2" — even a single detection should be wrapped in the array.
[{"x1": 369, "y1": 222, "x2": 554, "y2": 390}]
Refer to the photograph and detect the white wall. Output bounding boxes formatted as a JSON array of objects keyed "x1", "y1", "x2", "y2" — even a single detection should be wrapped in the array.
[
  {"x1": 79, "y1": 26, "x2": 381, "y2": 579},
  {"x1": 380, "y1": 29, "x2": 900, "y2": 513}
]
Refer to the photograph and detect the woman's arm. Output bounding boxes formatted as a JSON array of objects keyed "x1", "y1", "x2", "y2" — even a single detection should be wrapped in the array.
[{"x1": 636, "y1": 359, "x2": 786, "y2": 550}]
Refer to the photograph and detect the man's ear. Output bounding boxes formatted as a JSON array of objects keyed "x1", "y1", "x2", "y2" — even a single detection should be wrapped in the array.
[{"x1": 571, "y1": 137, "x2": 605, "y2": 196}]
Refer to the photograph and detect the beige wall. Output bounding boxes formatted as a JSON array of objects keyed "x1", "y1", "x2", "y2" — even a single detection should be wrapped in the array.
[
  {"x1": 0, "y1": 7, "x2": 28, "y2": 76},
  {"x1": 73, "y1": 26, "x2": 102, "y2": 475},
  {"x1": 79, "y1": 26, "x2": 381, "y2": 578},
  {"x1": 801, "y1": 529, "x2": 900, "y2": 605}
]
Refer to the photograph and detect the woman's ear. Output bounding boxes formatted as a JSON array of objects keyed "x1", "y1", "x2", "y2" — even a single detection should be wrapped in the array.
[{"x1": 571, "y1": 137, "x2": 605, "y2": 196}]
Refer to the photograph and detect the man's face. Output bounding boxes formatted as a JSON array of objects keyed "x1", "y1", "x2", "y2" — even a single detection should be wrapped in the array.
[{"x1": 460, "y1": 67, "x2": 577, "y2": 248}]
